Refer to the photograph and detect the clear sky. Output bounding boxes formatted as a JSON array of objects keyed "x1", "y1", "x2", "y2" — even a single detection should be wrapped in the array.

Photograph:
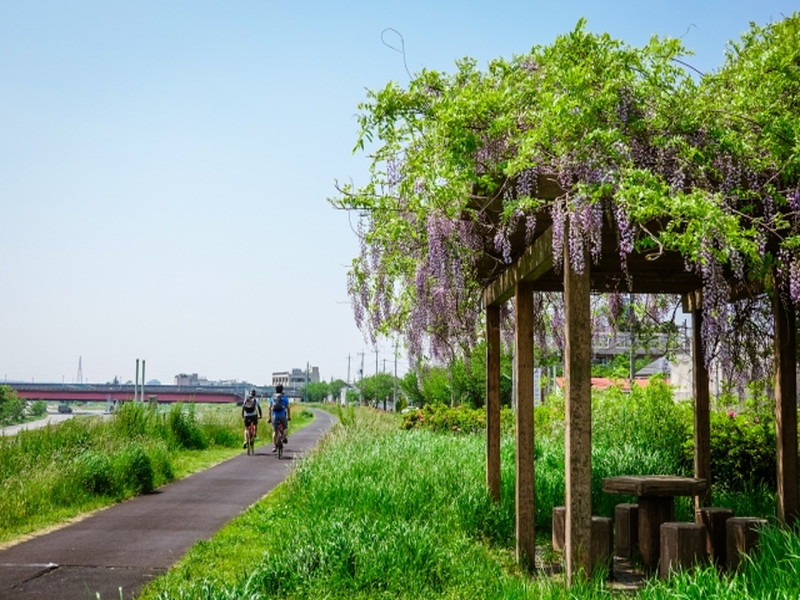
[{"x1": 1, "y1": 1, "x2": 795, "y2": 386}]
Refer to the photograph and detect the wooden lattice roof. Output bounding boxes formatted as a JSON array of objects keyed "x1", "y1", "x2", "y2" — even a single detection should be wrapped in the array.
[{"x1": 471, "y1": 172, "x2": 705, "y2": 306}]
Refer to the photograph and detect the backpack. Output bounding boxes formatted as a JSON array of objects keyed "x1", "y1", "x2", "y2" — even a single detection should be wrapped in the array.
[
  {"x1": 272, "y1": 393, "x2": 286, "y2": 413},
  {"x1": 243, "y1": 396, "x2": 257, "y2": 413}
]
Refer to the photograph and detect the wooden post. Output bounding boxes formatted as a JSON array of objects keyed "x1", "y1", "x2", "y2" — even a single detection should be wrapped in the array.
[
  {"x1": 692, "y1": 306, "x2": 712, "y2": 509},
  {"x1": 515, "y1": 281, "x2": 536, "y2": 570},
  {"x1": 564, "y1": 240, "x2": 592, "y2": 582},
  {"x1": 773, "y1": 290, "x2": 799, "y2": 525},
  {"x1": 486, "y1": 303, "x2": 502, "y2": 502}
]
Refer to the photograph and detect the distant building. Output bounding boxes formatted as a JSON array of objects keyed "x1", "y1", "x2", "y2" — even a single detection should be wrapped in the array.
[
  {"x1": 174, "y1": 373, "x2": 207, "y2": 386},
  {"x1": 272, "y1": 367, "x2": 320, "y2": 388},
  {"x1": 174, "y1": 373, "x2": 249, "y2": 388}
]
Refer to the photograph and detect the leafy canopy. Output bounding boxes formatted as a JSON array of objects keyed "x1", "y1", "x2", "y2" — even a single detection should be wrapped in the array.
[{"x1": 332, "y1": 16, "x2": 800, "y2": 372}]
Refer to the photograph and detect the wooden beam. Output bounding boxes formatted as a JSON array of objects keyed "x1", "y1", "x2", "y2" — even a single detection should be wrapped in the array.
[
  {"x1": 773, "y1": 290, "x2": 799, "y2": 525},
  {"x1": 682, "y1": 289, "x2": 703, "y2": 313},
  {"x1": 483, "y1": 227, "x2": 553, "y2": 307},
  {"x1": 692, "y1": 308, "x2": 712, "y2": 510},
  {"x1": 486, "y1": 303, "x2": 501, "y2": 502},
  {"x1": 564, "y1": 239, "x2": 593, "y2": 582},
  {"x1": 514, "y1": 280, "x2": 536, "y2": 571}
]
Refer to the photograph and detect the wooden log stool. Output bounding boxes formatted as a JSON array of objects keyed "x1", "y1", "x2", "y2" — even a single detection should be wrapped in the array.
[
  {"x1": 552, "y1": 506, "x2": 566, "y2": 552},
  {"x1": 695, "y1": 507, "x2": 734, "y2": 568},
  {"x1": 552, "y1": 507, "x2": 612, "y2": 571},
  {"x1": 614, "y1": 503, "x2": 638, "y2": 558},
  {"x1": 592, "y1": 516, "x2": 613, "y2": 569},
  {"x1": 726, "y1": 517, "x2": 767, "y2": 571},
  {"x1": 659, "y1": 522, "x2": 707, "y2": 580}
]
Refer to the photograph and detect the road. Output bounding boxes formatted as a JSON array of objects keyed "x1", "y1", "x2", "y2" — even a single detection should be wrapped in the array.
[
  {"x1": 0, "y1": 411, "x2": 89, "y2": 435},
  {"x1": 0, "y1": 408, "x2": 336, "y2": 600},
  {"x1": 0, "y1": 410, "x2": 109, "y2": 436}
]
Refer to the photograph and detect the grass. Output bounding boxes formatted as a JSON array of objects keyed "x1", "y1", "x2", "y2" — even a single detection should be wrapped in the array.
[
  {"x1": 137, "y1": 405, "x2": 797, "y2": 600},
  {"x1": 5, "y1": 396, "x2": 793, "y2": 599},
  {"x1": 0, "y1": 401, "x2": 314, "y2": 546}
]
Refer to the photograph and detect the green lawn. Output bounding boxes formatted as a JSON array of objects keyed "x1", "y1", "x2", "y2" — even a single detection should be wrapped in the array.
[{"x1": 137, "y1": 405, "x2": 799, "y2": 599}]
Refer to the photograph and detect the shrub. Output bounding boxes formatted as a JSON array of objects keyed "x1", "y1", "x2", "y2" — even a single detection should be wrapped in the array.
[
  {"x1": 699, "y1": 409, "x2": 776, "y2": 491},
  {"x1": 167, "y1": 404, "x2": 207, "y2": 450},
  {"x1": 113, "y1": 401, "x2": 156, "y2": 440},
  {"x1": 204, "y1": 423, "x2": 240, "y2": 447},
  {"x1": 116, "y1": 443, "x2": 155, "y2": 494},
  {"x1": 0, "y1": 385, "x2": 25, "y2": 425},
  {"x1": 401, "y1": 403, "x2": 486, "y2": 433},
  {"x1": 593, "y1": 377, "x2": 690, "y2": 475},
  {"x1": 74, "y1": 450, "x2": 116, "y2": 496},
  {"x1": 29, "y1": 400, "x2": 48, "y2": 417}
]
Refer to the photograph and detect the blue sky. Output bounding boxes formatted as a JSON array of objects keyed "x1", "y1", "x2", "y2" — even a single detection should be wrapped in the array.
[{"x1": 1, "y1": 1, "x2": 795, "y2": 386}]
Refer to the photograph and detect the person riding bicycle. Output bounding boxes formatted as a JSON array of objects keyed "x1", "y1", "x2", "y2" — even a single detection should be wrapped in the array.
[
  {"x1": 241, "y1": 389, "x2": 262, "y2": 448},
  {"x1": 269, "y1": 384, "x2": 290, "y2": 453}
]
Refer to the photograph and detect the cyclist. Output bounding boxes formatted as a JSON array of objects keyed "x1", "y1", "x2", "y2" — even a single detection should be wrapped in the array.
[
  {"x1": 269, "y1": 384, "x2": 290, "y2": 452},
  {"x1": 241, "y1": 389, "x2": 262, "y2": 448}
]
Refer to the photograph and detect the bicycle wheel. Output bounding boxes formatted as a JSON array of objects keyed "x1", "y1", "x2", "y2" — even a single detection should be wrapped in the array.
[
  {"x1": 247, "y1": 424, "x2": 255, "y2": 455},
  {"x1": 276, "y1": 425, "x2": 284, "y2": 459}
]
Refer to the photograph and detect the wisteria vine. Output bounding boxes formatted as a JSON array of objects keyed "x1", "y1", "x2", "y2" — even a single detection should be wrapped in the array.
[{"x1": 332, "y1": 15, "x2": 800, "y2": 386}]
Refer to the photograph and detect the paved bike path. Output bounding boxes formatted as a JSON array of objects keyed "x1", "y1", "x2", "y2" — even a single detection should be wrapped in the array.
[{"x1": 0, "y1": 408, "x2": 336, "y2": 600}]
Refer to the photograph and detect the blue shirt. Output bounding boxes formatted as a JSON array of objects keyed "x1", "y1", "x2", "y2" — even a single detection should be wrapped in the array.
[{"x1": 270, "y1": 394, "x2": 288, "y2": 415}]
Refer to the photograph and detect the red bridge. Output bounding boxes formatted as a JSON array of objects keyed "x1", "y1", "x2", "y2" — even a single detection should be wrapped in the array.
[{"x1": 6, "y1": 382, "x2": 248, "y2": 405}]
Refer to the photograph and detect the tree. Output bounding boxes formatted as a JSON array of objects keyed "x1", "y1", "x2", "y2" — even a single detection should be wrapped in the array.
[
  {"x1": 0, "y1": 385, "x2": 24, "y2": 426},
  {"x1": 358, "y1": 373, "x2": 396, "y2": 408},
  {"x1": 327, "y1": 379, "x2": 348, "y2": 403},
  {"x1": 304, "y1": 381, "x2": 331, "y2": 403},
  {"x1": 399, "y1": 371, "x2": 424, "y2": 407},
  {"x1": 332, "y1": 15, "x2": 800, "y2": 384},
  {"x1": 419, "y1": 366, "x2": 452, "y2": 406},
  {"x1": 30, "y1": 400, "x2": 48, "y2": 417}
]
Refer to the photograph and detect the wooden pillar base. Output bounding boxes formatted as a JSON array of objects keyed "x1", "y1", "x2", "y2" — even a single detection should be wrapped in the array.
[
  {"x1": 614, "y1": 503, "x2": 638, "y2": 558},
  {"x1": 726, "y1": 517, "x2": 767, "y2": 571},
  {"x1": 696, "y1": 507, "x2": 734, "y2": 568},
  {"x1": 552, "y1": 506, "x2": 566, "y2": 552},
  {"x1": 659, "y1": 522, "x2": 707, "y2": 579},
  {"x1": 592, "y1": 516, "x2": 613, "y2": 571},
  {"x1": 638, "y1": 496, "x2": 675, "y2": 571}
]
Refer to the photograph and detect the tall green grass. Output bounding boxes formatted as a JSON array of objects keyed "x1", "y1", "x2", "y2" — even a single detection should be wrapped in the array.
[
  {"x1": 0, "y1": 402, "x2": 246, "y2": 543},
  {"x1": 140, "y1": 405, "x2": 796, "y2": 600},
  {"x1": 141, "y1": 409, "x2": 511, "y2": 599},
  {"x1": 635, "y1": 526, "x2": 800, "y2": 599}
]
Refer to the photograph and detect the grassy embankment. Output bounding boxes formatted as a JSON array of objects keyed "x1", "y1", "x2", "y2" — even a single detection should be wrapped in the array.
[
  {"x1": 0, "y1": 401, "x2": 313, "y2": 546},
  {"x1": 138, "y1": 398, "x2": 798, "y2": 600}
]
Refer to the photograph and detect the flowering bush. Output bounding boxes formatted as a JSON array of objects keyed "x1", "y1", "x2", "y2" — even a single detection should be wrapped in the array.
[
  {"x1": 402, "y1": 403, "x2": 515, "y2": 434},
  {"x1": 692, "y1": 409, "x2": 777, "y2": 492}
]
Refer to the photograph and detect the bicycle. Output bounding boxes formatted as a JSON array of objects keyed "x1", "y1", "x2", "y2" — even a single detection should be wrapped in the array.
[
  {"x1": 245, "y1": 419, "x2": 256, "y2": 456},
  {"x1": 274, "y1": 420, "x2": 285, "y2": 459}
]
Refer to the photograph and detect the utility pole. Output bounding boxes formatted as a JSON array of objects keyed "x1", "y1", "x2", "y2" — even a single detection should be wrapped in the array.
[
  {"x1": 346, "y1": 354, "x2": 351, "y2": 384},
  {"x1": 393, "y1": 339, "x2": 398, "y2": 410},
  {"x1": 358, "y1": 351, "x2": 365, "y2": 404},
  {"x1": 629, "y1": 292, "x2": 635, "y2": 385}
]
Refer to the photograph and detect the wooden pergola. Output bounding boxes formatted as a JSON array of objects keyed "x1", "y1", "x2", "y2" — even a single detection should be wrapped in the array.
[{"x1": 478, "y1": 173, "x2": 799, "y2": 582}]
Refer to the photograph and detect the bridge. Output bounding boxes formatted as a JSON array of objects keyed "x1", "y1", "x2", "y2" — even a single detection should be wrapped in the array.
[{"x1": 4, "y1": 383, "x2": 303, "y2": 405}]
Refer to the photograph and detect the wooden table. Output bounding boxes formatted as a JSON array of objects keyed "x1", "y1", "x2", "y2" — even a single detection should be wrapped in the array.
[{"x1": 603, "y1": 475, "x2": 707, "y2": 570}]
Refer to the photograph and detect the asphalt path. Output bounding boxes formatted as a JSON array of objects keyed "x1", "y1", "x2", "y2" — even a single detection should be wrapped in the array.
[
  {"x1": 0, "y1": 410, "x2": 105, "y2": 436},
  {"x1": 0, "y1": 408, "x2": 336, "y2": 600}
]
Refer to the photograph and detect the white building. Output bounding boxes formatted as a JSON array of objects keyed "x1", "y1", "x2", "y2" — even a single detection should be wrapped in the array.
[{"x1": 272, "y1": 367, "x2": 320, "y2": 388}]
